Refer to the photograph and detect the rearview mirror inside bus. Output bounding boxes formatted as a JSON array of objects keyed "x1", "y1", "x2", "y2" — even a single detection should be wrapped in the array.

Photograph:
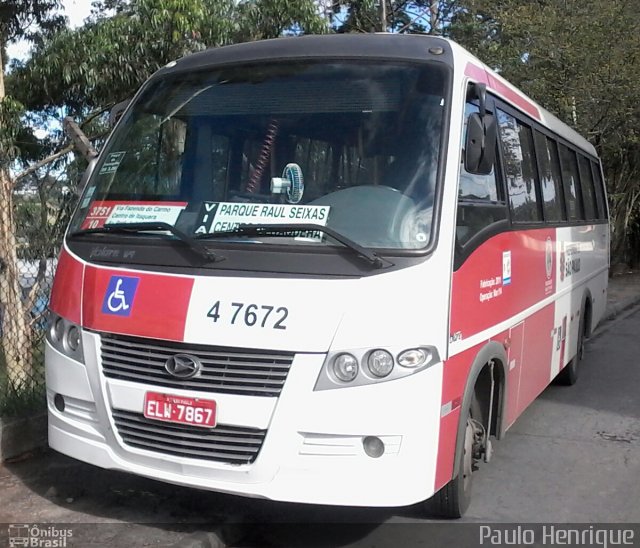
[{"x1": 464, "y1": 112, "x2": 497, "y2": 175}]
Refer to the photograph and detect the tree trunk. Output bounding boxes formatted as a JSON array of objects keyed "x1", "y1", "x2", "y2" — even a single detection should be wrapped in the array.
[
  {"x1": 0, "y1": 47, "x2": 34, "y2": 390},
  {"x1": 0, "y1": 46, "x2": 4, "y2": 98}
]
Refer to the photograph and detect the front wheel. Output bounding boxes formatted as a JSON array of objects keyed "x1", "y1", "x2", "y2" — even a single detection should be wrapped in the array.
[{"x1": 423, "y1": 397, "x2": 481, "y2": 518}]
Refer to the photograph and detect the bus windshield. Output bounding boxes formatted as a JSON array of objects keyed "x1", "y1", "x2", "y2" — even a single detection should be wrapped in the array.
[{"x1": 71, "y1": 61, "x2": 447, "y2": 251}]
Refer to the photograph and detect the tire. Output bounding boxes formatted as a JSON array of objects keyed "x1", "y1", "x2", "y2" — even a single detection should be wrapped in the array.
[
  {"x1": 423, "y1": 396, "x2": 482, "y2": 518},
  {"x1": 556, "y1": 308, "x2": 586, "y2": 386}
]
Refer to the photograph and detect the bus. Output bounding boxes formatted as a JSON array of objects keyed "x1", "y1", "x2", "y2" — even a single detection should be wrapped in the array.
[{"x1": 45, "y1": 33, "x2": 609, "y2": 517}]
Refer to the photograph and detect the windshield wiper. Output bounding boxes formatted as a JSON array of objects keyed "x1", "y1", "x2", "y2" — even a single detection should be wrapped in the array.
[
  {"x1": 195, "y1": 223, "x2": 391, "y2": 269},
  {"x1": 70, "y1": 222, "x2": 223, "y2": 263}
]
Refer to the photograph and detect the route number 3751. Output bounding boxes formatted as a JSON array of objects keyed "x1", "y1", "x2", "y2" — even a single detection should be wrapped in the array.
[{"x1": 206, "y1": 301, "x2": 289, "y2": 330}]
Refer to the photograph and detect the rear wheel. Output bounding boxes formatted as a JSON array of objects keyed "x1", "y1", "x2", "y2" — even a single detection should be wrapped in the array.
[
  {"x1": 424, "y1": 396, "x2": 482, "y2": 518},
  {"x1": 556, "y1": 308, "x2": 586, "y2": 386}
]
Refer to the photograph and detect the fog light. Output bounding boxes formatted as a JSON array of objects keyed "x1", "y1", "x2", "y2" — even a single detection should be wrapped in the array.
[
  {"x1": 363, "y1": 436, "x2": 385, "y2": 458},
  {"x1": 367, "y1": 349, "x2": 394, "y2": 378},
  {"x1": 332, "y1": 353, "x2": 359, "y2": 382},
  {"x1": 54, "y1": 394, "x2": 65, "y2": 412}
]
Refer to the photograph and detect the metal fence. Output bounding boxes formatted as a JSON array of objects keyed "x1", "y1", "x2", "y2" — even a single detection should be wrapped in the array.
[{"x1": 0, "y1": 185, "x2": 75, "y2": 417}]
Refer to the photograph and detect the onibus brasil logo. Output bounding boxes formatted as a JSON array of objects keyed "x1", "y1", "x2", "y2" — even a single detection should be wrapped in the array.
[{"x1": 7, "y1": 524, "x2": 73, "y2": 547}]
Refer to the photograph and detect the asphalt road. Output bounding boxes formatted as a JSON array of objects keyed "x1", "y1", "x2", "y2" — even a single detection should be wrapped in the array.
[{"x1": 1, "y1": 306, "x2": 639, "y2": 547}]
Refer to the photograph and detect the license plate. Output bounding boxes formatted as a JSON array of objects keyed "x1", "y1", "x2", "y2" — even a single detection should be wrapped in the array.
[{"x1": 143, "y1": 392, "x2": 217, "y2": 428}]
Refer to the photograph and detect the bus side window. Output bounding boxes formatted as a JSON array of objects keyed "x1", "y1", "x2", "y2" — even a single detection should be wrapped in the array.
[
  {"x1": 559, "y1": 144, "x2": 584, "y2": 221},
  {"x1": 457, "y1": 103, "x2": 506, "y2": 246},
  {"x1": 497, "y1": 110, "x2": 542, "y2": 223},
  {"x1": 534, "y1": 131, "x2": 566, "y2": 222},
  {"x1": 591, "y1": 161, "x2": 608, "y2": 220},
  {"x1": 578, "y1": 154, "x2": 598, "y2": 221}
]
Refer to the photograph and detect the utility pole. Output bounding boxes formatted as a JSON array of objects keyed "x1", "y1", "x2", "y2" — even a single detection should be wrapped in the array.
[
  {"x1": 379, "y1": 0, "x2": 387, "y2": 32},
  {"x1": 430, "y1": 0, "x2": 439, "y2": 34}
]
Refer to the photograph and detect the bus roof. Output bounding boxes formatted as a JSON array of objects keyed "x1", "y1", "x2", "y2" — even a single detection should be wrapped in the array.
[{"x1": 161, "y1": 33, "x2": 454, "y2": 74}]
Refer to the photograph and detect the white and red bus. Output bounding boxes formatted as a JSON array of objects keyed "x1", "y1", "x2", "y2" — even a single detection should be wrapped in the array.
[{"x1": 45, "y1": 34, "x2": 608, "y2": 517}]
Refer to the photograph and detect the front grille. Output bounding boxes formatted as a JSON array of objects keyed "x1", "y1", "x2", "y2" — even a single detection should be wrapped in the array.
[
  {"x1": 101, "y1": 334, "x2": 294, "y2": 397},
  {"x1": 112, "y1": 409, "x2": 266, "y2": 464}
]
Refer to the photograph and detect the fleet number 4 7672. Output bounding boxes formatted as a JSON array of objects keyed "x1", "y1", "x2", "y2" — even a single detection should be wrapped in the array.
[{"x1": 206, "y1": 300, "x2": 289, "y2": 330}]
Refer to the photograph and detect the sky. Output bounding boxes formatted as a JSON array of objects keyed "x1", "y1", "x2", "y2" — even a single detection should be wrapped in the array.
[{"x1": 7, "y1": 0, "x2": 93, "y2": 62}]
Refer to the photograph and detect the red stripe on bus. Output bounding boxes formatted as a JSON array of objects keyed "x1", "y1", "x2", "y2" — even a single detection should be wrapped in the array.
[
  {"x1": 465, "y1": 63, "x2": 541, "y2": 121},
  {"x1": 49, "y1": 249, "x2": 84, "y2": 325},
  {"x1": 82, "y1": 267, "x2": 194, "y2": 342}
]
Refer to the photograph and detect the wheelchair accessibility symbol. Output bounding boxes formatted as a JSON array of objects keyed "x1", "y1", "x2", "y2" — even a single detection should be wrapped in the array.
[{"x1": 102, "y1": 276, "x2": 140, "y2": 316}]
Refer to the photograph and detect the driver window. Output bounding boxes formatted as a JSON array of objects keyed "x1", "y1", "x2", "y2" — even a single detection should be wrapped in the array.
[{"x1": 456, "y1": 102, "x2": 506, "y2": 247}]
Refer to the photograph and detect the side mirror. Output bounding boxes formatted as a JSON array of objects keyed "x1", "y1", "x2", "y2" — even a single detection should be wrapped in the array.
[
  {"x1": 467, "y1": 82, "x2": 487, "y2": 117},
  {"x1": 109, "y1": 99, "x2": 130, "y2": 128},
  {"x1": 464, "y1": 111, "x2": 497, "y2": 175}
]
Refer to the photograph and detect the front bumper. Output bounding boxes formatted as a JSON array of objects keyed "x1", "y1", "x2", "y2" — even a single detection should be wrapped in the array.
[{"x1": 45, "y1": 332, "x2": 443, "y2": 507}]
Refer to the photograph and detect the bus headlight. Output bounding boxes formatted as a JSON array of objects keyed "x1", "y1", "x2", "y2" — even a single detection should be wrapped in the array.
[
  {"x1": 332, "y1": 353, "x2": 359, "y2": 382},
  {"x1": 66, "y1": 325, "x2": 81, "y2": 352},
  {"x1": 46, "y1": 312, "x2": 85, "y2": 363},
  {"x1": 367, "y1": 350, "x2": 394, "y2": 378},
  {"x1": 315, "y1": 345, "x2": 440, "y2": 391},
  {"x1": 52, "y1": 317, "x2": 65, "y2": 342}
]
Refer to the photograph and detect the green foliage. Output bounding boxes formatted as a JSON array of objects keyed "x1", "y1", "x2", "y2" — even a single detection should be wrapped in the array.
[
  {"x1": 0, "y1": 0, "x2": 65, "y2": 43},
  {"x1": 9, "y1": 0, "x2": 228, "y2": 112},
  {"x1": 234, "y1": 0, "x2": 328, "y2": 41},
  {"x1": 0, "y1": 95, "x2": 23, "y2": 165}
]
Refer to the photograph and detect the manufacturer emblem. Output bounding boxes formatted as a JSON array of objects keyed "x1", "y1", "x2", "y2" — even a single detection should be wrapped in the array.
[{"x1": 164, "y1": 354, "x2": 201, "y2": 379}]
